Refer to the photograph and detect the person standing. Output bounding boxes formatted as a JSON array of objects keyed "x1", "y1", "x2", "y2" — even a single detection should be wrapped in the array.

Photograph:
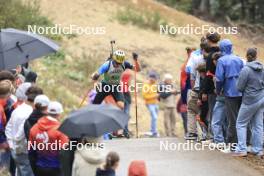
[
  {"x1": 142, "y1": 72, "x2": 159, "y2": 137},
  {"x1": 233, "y1": 48, "x2": 264, "y2": 157},
  {"x1": 29, "y1": 101, "x2": 68, "y2": 176},
  {"x1": 185, "y1": 38, "x2": 207, "y2": 140},
  {"x1": 5, "y1": 84, "x2": 42, "y2": 176},
  {"x1": 177, "y1": 47, "x2": 194, "y2": 136},
  {"x1": 201, "y1": 32, "x2": 221, "y2": 136},
  {"x1": 121, "y1": 69, "x2": 133, "y2": 138},
  {"x1": 215, "y1": 39, "x2": 244, "y2": 151},
  {"x1": 159, "y1": 74, "x2": 178, "y2": 137},
  {"x1": 72, "y1": 137, "x2": 105, "y2": 176},
  {"x1": 0, "y1": 80, "x2": 14, "y2": 172}
]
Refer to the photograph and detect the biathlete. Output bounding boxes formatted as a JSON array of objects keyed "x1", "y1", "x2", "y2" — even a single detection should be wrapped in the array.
[{"x1": 91, "y1": 50, "x2": 140, "y2": 109}]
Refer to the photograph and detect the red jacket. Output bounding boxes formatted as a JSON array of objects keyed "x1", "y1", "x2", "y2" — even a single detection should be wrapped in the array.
[{"x1": 29, "y1": 116, "x2": 69, "y2": 168}]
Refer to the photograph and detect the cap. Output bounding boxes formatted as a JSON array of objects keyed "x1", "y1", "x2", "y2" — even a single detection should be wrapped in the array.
[
  {"x1": 34, "y1": 95, "x2": 50, "y2": 107},
  {"x1": 48, "y1": 101, "x2": 63, "y2": 115},
  {"x1": 164, "y1": 73, "x2": 173, "y2": 80}
]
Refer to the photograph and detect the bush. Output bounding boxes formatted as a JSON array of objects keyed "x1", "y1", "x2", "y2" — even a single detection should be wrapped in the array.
[{"x1": 0, "y1": 0, "x2": 62, "y2": 41}]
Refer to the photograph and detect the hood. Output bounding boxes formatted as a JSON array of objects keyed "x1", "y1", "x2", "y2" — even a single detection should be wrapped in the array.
[
  {"x1": 36, "y1": 116, "x2": 60, "y2": 131},
  {"x1": 246, "y1": 61, "x2": 263, "y2": 71},
  {"x1": 77, "y1": 147, "x2": 105, "y2": 165},
  {"x1": 219, "y1": 39, "x2": 233, "y2": 55}
]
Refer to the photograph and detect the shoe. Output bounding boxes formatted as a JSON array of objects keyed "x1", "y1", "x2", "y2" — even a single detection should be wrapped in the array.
[
  {"x1": 201, "y1": 139, "x2": 212, "y2": 146},
  {"x1": 219, "y1": 147, "x2": 232, "y2": 154},
  {"x1": 232, "y1": 152, "x2": 247, "y2": 157},
  {"x1": 184, "y1": 133, "x2": 198, "y2": 140}
]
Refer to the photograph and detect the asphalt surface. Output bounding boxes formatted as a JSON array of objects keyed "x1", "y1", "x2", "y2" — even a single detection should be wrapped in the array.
[{"x1": 105, "y1": 138, "x2": 262, "y2": 176}]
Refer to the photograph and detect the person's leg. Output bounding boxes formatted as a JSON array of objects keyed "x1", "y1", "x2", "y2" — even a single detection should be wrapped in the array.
[
  {"x1": 112, "y1": 89, "x2": 125, "y2": 109},
  {"x1": 123, "y1": 99, "x2": 131, "y2": 137},
  {"x1": 147, "y1": 104, "x2": 159, "y2": 136},
  {"x1": 225, "y1": 97, "x2": 242, "y2": 146},
  {"x1": 14, "y1": 153, "x2": 34, "y2": 176},
  {"x1": 208, "y1": 94, "x2": 216, "y2": 136},
  {"x1": 181, "y1": 112, "x2": 188, "y2": 135},
  {"x1": 250, "y1": 101, "x2": 264, "y2": 154},
  {"x1": 199, "y1": 101, "x2": 209, "y2": 129},
  {"x1": 163, "y1": 108, "x2": 171, "y2": 136},
  {"x1": 170, "y1": 108, "x2": 177, "y2": 137},
  {"x1": 187, "y1": 91, "x2": 199, "y2": 137},
  {"x1": 9, "y1": 154, "x2": 16, "y2": 176},
  {"x1": 211, "y1": 100, "x2": 226, "y2": 143},
  {"x1": 93, "y1": 90, "x2": 109, "y2": 104},
  {"x1": 236, "y1": 103, "x2": 257, "y2": 154}
]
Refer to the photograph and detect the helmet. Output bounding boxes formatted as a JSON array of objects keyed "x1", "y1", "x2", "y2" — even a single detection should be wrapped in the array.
[{"x1": 113, "y1": 50, "x2": 125, "y2": 64}]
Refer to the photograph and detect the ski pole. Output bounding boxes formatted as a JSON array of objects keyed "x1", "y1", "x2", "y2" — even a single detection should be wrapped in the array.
[{"x1": 133, "y1": 53, "x2": 139, "y2": 138}]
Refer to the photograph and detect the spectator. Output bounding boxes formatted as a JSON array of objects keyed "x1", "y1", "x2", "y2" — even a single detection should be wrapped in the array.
[
  {"x1": 24, "y1": 94, "x2": 50, "y2": 140},
  {"x1": 128, "y1": 160, "x2": 147, "y2": 176},
  {"x1": 203, "y1": 33, "x2": 221, "y2": 135},
  {"x1": 29, "y1": 101, "x2": 68, "y2": 176},
  {"x1": 185, "y1": 38, "x2": 207, "y2": 140},
  {"x1": 159, "y1": 74, "x2": 178, "y2": 137},
  {"x1": 0, "y1": 80, "x2": 14, "y2": 171},
  {"x1": 196, "y1": 63, "x2": 209, "y2": 140},
  {"x1": 96, "y1": 151, "x2": 120, "y2": 176},
  {"x1": 215, "y1": 39, "x2": 244, "y2": 151},
  {"x1": 142, "y1": 72, "x2": 159, "y2": 137},
  {"x1": 121, "y1": 69, "x2": 133, "y2": 138},
  {"x1": 233, "y1": 48, "x2": 264, "y2": 157},
  {"x1": 5, "y1": 84, "x2": 42, "y2": 176},
  {"x1": 211, "y1": 52, "x2": 227, "y2": 146},
  {"x1": 177, "y1": 47, "x2": 194, "y2": 136},
  {"x1": 72, "y1": 137, "x2": 105, "y2": 176}
]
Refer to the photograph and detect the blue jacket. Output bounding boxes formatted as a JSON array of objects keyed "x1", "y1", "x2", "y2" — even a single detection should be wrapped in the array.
[{"x1": 215, "y1": 39, "x2": 244, "y2": 97}]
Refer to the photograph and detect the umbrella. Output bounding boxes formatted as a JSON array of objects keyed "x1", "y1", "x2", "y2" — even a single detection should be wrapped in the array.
[
  {"x1": 0, "y1": 28, "x2": 59, "y2": 70},
  {"x1": 59, "y1": 104, "x2": 129, "y2": 138}
]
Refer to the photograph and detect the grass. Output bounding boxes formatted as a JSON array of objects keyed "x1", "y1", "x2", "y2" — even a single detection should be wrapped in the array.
[{"x1": 115, "y1": 7, "x2": 169, "y2": 31}]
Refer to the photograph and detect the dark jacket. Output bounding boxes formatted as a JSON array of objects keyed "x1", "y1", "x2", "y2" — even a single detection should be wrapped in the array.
[
  {"x1": 24, "y1": 109, "x2": 46, "y2": 140},
  {"x1": 202, "y1": 46, "x2": 220, "y2": 94},
  {"x1": 96, "y1": 168, "x2": 115, "y2": 176}
]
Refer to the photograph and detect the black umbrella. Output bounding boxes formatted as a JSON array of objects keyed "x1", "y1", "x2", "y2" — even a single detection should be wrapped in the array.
[
  {"x1": 0, "y1": 28, "x2": 59, "y2": 70},
  {"x1": 59, "y1": 104, "x2": 129, "y2": 138}
]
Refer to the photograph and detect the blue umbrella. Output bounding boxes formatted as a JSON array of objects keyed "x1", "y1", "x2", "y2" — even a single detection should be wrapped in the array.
[{"x1": 0, "y1": 28, "x2": 59, "y2": 70}]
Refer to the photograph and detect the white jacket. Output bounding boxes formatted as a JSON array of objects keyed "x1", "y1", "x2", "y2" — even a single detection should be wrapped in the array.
[
  {"x1": 72, "y1": 146, "x2": 106, "y2": 176},
  {"x1": 5, "y1": 102, "x2": 33, "y2": 154}
]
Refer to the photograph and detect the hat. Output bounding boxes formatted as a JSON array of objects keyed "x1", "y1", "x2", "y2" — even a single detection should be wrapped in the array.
[
  {"x1": 164, "y1": 73, "x2": 173, "y2": 80},
  {"x1": 128, "y1": 160, "x2": 147, "y2": 176},
  {"x1": 15, "y1": 82, "x2": 31, "y2": 100},
  {"x1": 48, "y1": 101, "x2": 63, "y2": 115},
  {"x1": 148, "y1": 71, "x2": 158, "y2": 79},
  {"x1": 0, "y1": 80, "x2": 13, "y2": 99},
  {"x1": 34, "y1": 95, "x2": 50, "y2": 107}
]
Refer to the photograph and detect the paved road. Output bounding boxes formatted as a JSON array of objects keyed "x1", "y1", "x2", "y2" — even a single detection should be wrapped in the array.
[{"x1": 105, "y1": 138, "x2": 262, "y2": 176}]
